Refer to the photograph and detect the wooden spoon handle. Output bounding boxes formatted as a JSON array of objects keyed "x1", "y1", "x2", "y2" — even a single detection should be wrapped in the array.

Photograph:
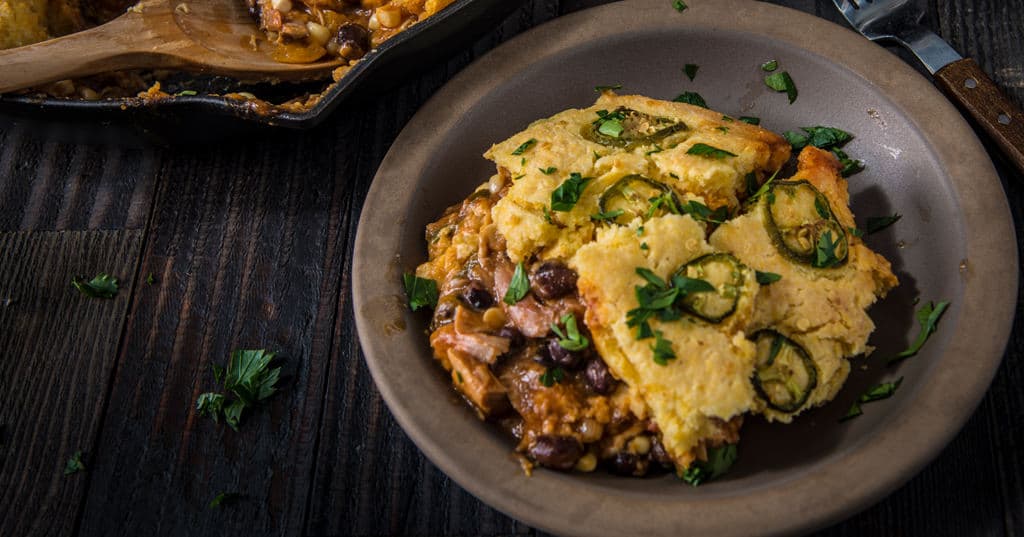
[
  {"x1": 934, "y1": 58, "x2": 1024, "y2": 173},
  {"x1": 0, "y1": 10, "x2": 180, "y2": 94}
]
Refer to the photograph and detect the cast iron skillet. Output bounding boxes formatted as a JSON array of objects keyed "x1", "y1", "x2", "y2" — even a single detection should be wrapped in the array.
[{"x1": 0, "y1": 0, "x2": 525, "y2": 143}]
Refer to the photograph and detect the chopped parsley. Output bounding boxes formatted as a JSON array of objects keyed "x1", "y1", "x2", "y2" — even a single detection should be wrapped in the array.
[
  {"x1": 539, "y1": 166, "x2": 558, "y2": 175},
  {"x1": 645, "y1": 144, "x2": 664, "y2": 156},
  {"x1": 848, "y1": 226, "x2": 865, "y2": 238},
  {"x1": 755, "y1": 271, "x2": 782, "y2": 285},
  {"x1": 684, "y1": 64, "x2": 699, "y2": 81},
  {"x1": 64, "y1": 451, "x2": 85, "y2": 475},
  {"x1": 551, "y1": 313, "x2": 590, "y2": 351},
  {"x1": 504, "y1": 262, "x2": 530, "y2": 305},
  {"x1": 145, "y1": 273, "x2": 156, "y2": 286},
  {"x1": 832, "y1": 148, "x2": 865, "y2": 177},
  {"x1": 680, "y1": 200, "x2": 729, "y2": 224},
  {"x1": 681, "y1": 444, "x2": 737, "y2": 486},
  {"x1": 626, "y1": 268, "x2": 714, "y2": 339},
  {"x1": 840, "y1": 377, "x2": 903, "y2": 422},
  {"x1": 686, "y1": 143, "x2": 737, "y2": 159},
  {"x1": 814, "y1": 196, "x2": 831, "y2": 220},
  {"x1": 594, "y1": 84, "x2": 623, "y2": 92},
  {"x1": 640, "y1": 242, "x2": 649, "y2": 250},
  {"x1": 176, "y1": 90, "x2": 198, "y2": 96},
  {"x1": 196, "y1": 349, "x2": 282, "y2": 431},
  {"x1": 539, "y1": 367, "x2": 565, "y2": 387},
  {"x1": 672, "y1": 0, "x2": 687, "y2": 11},
  {"x1": 813, "y1": 230, "x2": 844, "y2": 268},
  {"x1": 591, "y1": 209, "x2": 625, "y2": 221},
  {"x1": 637, "y1": 226, "x2": 645, "y2": 236},
  {"x1": 717, "y1": 126, "x2": 730, "y2": 134},
  {"x1": 761, "y1": 60, "x2": 779, "y2": 72},
  {"x1": 866, "y1": 214, "x2": 901, "y2": 234},
  {"x1": 889, "y1": 301, "x2": 950, "y2": 364},
  {"x1": 650, "y1": 331, "x2": 676, "y2": 365},
  {"x1": 71, "y1": 273, "x2": 118, "y2": 299},
  {"x1": 673, "y1": 91, "x2": 708, "y2": 108},
  {"x1": 551, "y1": 173, "x2": 591, "y2": 211},
  {"x1": 209, "y1": 492, "x2": 242, "y2": 509},
  {"x1": 764, "y1": 71, "x2": 798, "y2": 104},
  {"x1": 784, "y1": 126, "x2": 853, "y2": 150},
  {"x1": 647, "y1": 191, "x2": 681, "y2": 218},
  {"x1": 402, "y1": 274, "x2": 439, "y2": 312},
  {"x1": 739, "y1": 116, "x2": 761, "y2": 125},
  {"x1": 511, "y1": 138, "x2": 537, "y2": 155},
  {"x1": 542, "y1": 206, "x2": 554, "y2": 224}
]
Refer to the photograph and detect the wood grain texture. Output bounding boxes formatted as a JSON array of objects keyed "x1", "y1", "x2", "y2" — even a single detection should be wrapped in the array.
[
  {"x1": 935, "y1": 59, "x2": 1024, "y2": 173},
  {"x1": 0, "y1": 230, "x2": 143, "y2": 537}
]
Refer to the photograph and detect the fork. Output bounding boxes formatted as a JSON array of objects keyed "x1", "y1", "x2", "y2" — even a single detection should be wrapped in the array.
[{"x1": 834, "y1": 0, "x2": 1024, "y2": 173}]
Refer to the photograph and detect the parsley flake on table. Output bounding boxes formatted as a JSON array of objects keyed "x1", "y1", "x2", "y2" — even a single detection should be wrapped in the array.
[
  {"x1": 551, "y1": 172, "x2": 591, "y2": 211},
  {"x1": 684, "y1": 63, "x2": 699, "y2": 81},
  {"x1": 71, "y1": 273, "x2": 118, "y2": 299},
  {"x1": 539, "y1": 367, "x2": 565, "y2": 387},
  {"x1": 209, "y1": 492, "x2": 242, "y2": 509},
  {"x1": 511, "y1": 138, "x2": 537, "y2": 155},
  {"x1": 551, "y1": 313, "x2": 589, "y2": 351},
  {"x1": 840, "y1": 377, "x2": 903, "y2": 422},
  {"x1": 504, "y1": 262, "x2": 530, "y2": 305},
  {"x1": 889, "y1": 301, "x2": 950, "y2": 364},
  {"x1": 686, "y1": 143, "x2": 737, "y2": 159},
  {"x1": 64, "y1": 450, "x2": 85, "y2": 475},
  {"x1": 761, "y1": 59, "x2": 779, "y2": 72},
  {"x1": 755, "y1": 271, "x2": 782, "y2": 285},
  {"x1": 764, "y1": 71, "x2": 798, "y2": 104},
  {"x1": 403, "y1": 273, "x2": 438, "y2": 312},
  {"x1": 672, "y1": 0, "x2": 687, "y2": 11},
  {"x1": 673, "y1": 91, "x2": 708, "y2": 108},
  {"x1": 866, "y1": 214, "x2": 902, "y2": 235},
  {"x1": 681, "y1": 443, "x2": 737, "y2": 486},
  {"x1": 196, "y1": 349, "x2": 282, "y2": 431}
]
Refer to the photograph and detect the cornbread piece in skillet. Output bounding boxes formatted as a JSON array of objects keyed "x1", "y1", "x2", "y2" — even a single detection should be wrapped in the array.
[
  {"x1": 247, "y1": 0, "x2": 455, "y2": 63},
  {"x1": 710, "y1": 147, "x2": 898, "y2": 421},
  {"x1": 485, "y1": 93, "x2": 790, "y2": 263}
]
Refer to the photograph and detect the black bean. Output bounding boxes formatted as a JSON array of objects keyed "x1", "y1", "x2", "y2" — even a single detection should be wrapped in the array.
[
  {"x1": 497, "y1": 327, "x2": 525, "y2": 350},
  {"x1": 544, "y1": 340, "x2": 585, "y2": 368},
  {"x1": 332, "y1": 23, "x2": 370, "y2": 60},
  {"x1": 530, "y1": 435, "x2": 582, "y2": 471},
  {"x1": 461, "y1": 283, "x2": 493, "y2": 310},
  {"x1": 608, "y1": 452, "x2": 649, "y2": 477},
  {"x1": 532, "y1": 261, "x2": 578, "y2": 300},
  {"x1": 584, "y1": 358, "x2": 615, "y2": 394}
]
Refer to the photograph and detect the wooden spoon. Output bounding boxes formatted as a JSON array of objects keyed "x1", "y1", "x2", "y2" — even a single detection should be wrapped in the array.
[{"x1": 0, "y1": 0, "x2": 342, "y2": 93}]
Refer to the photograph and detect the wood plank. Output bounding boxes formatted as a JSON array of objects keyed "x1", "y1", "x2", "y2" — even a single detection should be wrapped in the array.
[
  {"x1": 74, "y1": 128, "x2": 350, "y2": 536},
  {"x1": 0, "y1": 230, "x2": 144, "y2": 536}
]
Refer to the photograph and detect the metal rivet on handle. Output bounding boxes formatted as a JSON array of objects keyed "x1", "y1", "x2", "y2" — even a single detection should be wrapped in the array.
[
  {"x1": 964, "y1": 78, "x2": 978, "y2": 89},
  {"x1": 998, "y1": 114, "x2": 1011, "y2": 126}
]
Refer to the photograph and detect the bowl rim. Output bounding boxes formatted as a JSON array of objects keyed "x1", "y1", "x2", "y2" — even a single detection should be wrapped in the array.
[
  {"x1": 0, "y1": 0, "x2": 510, "y2": 129},
  {"x1": 352, "y1": 1, "x2": 1018, "y2": 535}
]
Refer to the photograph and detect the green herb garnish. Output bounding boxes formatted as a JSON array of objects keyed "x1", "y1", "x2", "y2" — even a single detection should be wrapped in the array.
[
  {"x1": 832, "y1": 148, "x2": 864, "y2": 177},
  {"x1": 209, "y1": 492, "x2": 242, "y2": 509},
  {"x1": 626, "y1": 268, "x2": 714, "y2": 339},
  {"x1": 761, "y1": 60, "x2": 779, "y2": 72},
  {"x1": 866, "y1": 214, "x2": 901, "y2": 235},
  {"x1": 646, "y1": 191, "x2": 681, "y2": 218},
  {"x1": 511, "y1": 138, "x2": 537, "y2": 155},
  {"x1": 784, "y1": 126, "x2": 853, "y2": 150},
  {"x1": 551, "y1": 172, "x2": 591, "y2": 211},
  {"x1": 403, "y1": 273, "x2": 439, "y2": 312},
  {"x1": 673, "y1": 91, "x2": 708, "y2": 108},
  {"x1": 71, "y1": 273, "x2": 118, "y2": 298},
  {"x1": 196, "y1": 349, "x2": 282, "y2": 431},
  {"x1": 673, "y1": 0, "x2": 687, "y2": 11},
  {"x1": 592, "y1": 209, "x2": 625, "y2": 221},
  {"x1": 889, "y1": 301, "x2": 949, "y2": 364},
  {"x1": 651, "y1": 330, "x2": 676, "y2": 365},
  {"x1": 539, "y1": 367, "x2": 566, "y2": 387},
  {"x1": 840, "y1": 377, "x2": 903, "y2": 422},
  {"x1": 813, "y1": 230, "x2": 844, "y2": 268},
  {"x1": 680, "y1": 200, "x2": 729, "y2": 224},
  {"x1": 739, "y1": 116, "x2": 761, "y2": 125},
  {"x1": 640, "y1": 242, "x2": 649, "y2": 250},
  {"x1": 686, "y1": 143, "x2": 737, "y2": 159},
  {"x1": 684, "y1": 64, "x2": 699, "y2": 81},
  {"x1": 681, "y1": 444, "x2": 737, "y2": 486},
  {"x1": 177, "y1": 90, "x2": 198, "y2": 96},
  {"x1": 717, "y1": 126, "x2": 730, "y2": 134},
  {"x1": 551, "y1": 313, "x2": 590, "y2": 351},
  {"x1": 504, "y1": 262, "x2": 530, "y2": 304},
  {"x1": 755, "y1": 271, "x2": 782, "y2": 285},
  {"x1": 539, "y1": 166, "x2": 558, "y2": 175},
  {"x1": 64, "y1": 451, "x2": 85, "y2": 475},
  {"x1": 764, "y1": 71, "x2": 798, "y2": 103}
]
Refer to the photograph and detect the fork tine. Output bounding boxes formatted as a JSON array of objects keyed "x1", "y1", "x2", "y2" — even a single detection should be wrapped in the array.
[{"x1": 833, "y1": 0, "x2": 856, "y2": 16}]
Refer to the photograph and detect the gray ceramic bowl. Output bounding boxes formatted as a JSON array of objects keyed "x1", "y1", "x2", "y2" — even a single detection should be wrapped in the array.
[{"x1": 352, "y1": 1, "x2": 1018, "y2": 535}]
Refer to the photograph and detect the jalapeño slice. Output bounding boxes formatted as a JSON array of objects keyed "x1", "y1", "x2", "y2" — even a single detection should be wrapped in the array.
[
  {"x1": 598, "y1": 175, "x2": 680, "y2": 225},
  {"x1": 752, "y1": 330, "x2": 818, "y2": 413},
  {"x1": 583, "y1": 107, "x2": 687, "y2": 150},
  {"x1": 765, "y1": 180, "x2": 848, "y2": 268},
  {"x1": 673, "y1": 253, "x2": 744, "y2": 323}
]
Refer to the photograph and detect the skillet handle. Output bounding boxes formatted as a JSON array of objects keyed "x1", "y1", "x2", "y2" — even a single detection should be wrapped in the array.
[{"x1": 934, "y1": 58, "x2": 1024, "y2": 174}]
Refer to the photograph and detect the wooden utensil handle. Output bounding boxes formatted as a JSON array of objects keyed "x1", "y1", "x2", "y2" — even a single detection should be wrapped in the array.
[{"x1": 935, "y1": 58, "x2": 1024, "y2": 173}]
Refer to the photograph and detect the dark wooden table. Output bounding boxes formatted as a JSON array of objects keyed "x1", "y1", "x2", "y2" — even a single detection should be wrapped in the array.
[{"x1": 1, "y1": 1, "x2": 1021, "y2": 535}]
